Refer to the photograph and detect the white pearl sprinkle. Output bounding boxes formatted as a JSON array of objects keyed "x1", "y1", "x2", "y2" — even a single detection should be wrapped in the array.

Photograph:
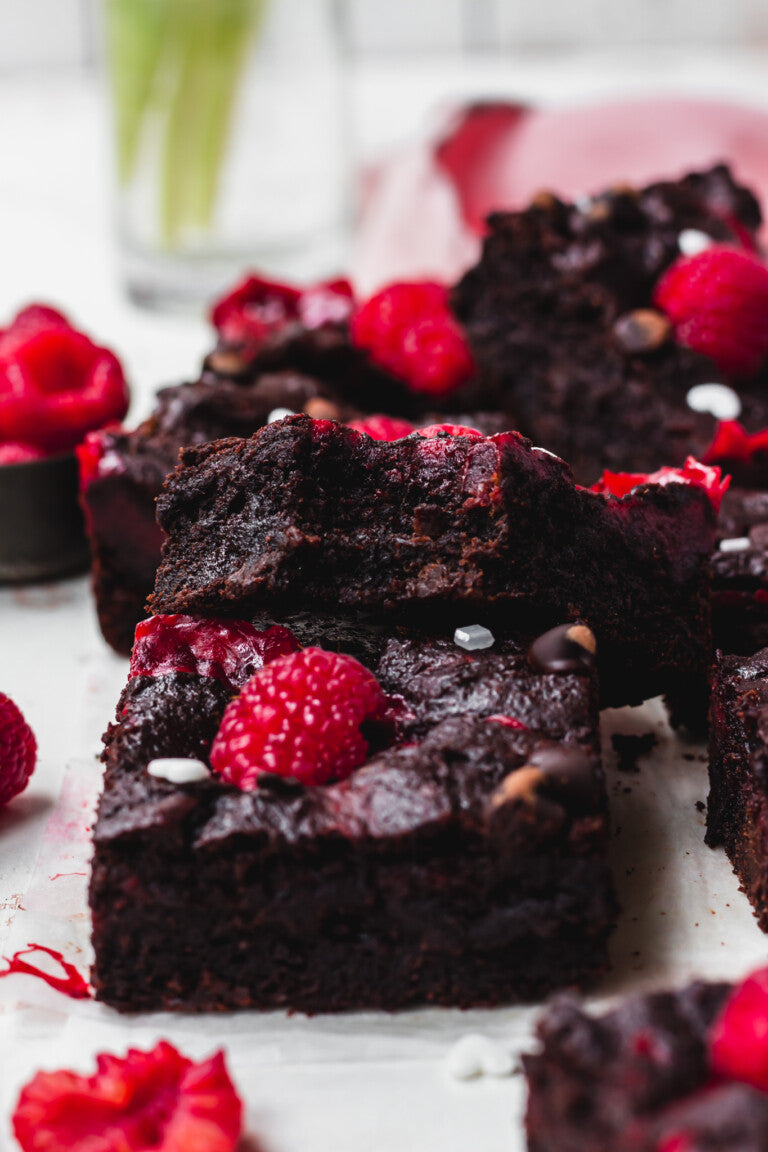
[
  {"x1": 678, "y1": 229, "x2": 714, "y2": 257},
  {"x1": 719, "y1": 536, "x2": 752, "y2": 553},
  {"x1": 444, "y1": 1035, "x2": 514, "y2": 1081},
  {"x1": 686, "y1": 383, "x2": 742, "y2": 422},
  {"x1": 147, "y1": 758, "x2": 210, "y2": 784},
  {"x1": 267, "y1": 407, "x2": 295, "y2": 423},
  {"x1": 454, "y1": 625, "x2": 495, "y2": 651},
  {"x1": 575, "y1": 195, "x2": 594, "y2": 213}
]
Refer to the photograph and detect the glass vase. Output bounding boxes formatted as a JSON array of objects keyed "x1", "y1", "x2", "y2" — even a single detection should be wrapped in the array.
[{"x1": 103, "y1": 0, "x2": 349, "y2": 310}]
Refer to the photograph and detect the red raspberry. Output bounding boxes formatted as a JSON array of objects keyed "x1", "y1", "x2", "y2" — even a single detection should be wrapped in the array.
[
  {"x1": 710, "y1": 966, "x2": 768, "y2": 1091},
  {"x1": 0, "y1": 442, "x2": 46, "y2": 465},
  {"x1": 210, "y1": 647, "x2": 389, "y2": 788},
  {"x1": 416, "y1": 422, "x2": 483, "y2": 438},
  {"x1": 210, "y1": 273, "x2": 354, "y2": 350},
  {"x1": 654, "y1": 247, "x2": 768, "y2": 377},
  {"x1": 130, "y1": 614, "x2": 300, "y2": 691},
  {"x1": 592, "y1": 456, "x2": 729, "y2": 513},
  {"x1": 703, "y1": 419, "x2": 768, "y2": 471},
  {"x1": 0, "y1": 307, "x2": 129, "y2": 454},
  {"x1": 0, "y1": 692, "x2": 36, "y2": 807},
  {"x1": 12, "y1": 1040, "x2": 242, "y2": 1152},
  {"x1": 350, "y1": 281, "x2": 475, "y2": 397},
  {"x1": 347, "y1": 414, "x2": 416, "y2": 440}
]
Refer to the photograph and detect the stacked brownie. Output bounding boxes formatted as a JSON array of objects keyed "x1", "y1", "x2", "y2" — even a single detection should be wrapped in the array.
[
  {"x1": 81, "y1": 163, "x2": 767, "y2": 656},
  {"x1": 89, "y1": 415, "x2": 724, "y2": 1013}
]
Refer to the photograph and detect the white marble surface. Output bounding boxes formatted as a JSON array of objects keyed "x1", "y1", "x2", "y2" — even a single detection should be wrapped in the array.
[{"x1": 2, "y1": 58, "x2": 768, "y2": 1151}]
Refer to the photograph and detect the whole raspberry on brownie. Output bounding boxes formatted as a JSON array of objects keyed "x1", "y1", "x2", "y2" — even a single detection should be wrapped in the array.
[
  {"x1": 654, "y1": 246, "x2": 768, "y2": 378},
  {"x1": 347, "y1": 414, "x2": 416, "y2": 440},
  {"x1": 0, "y1": 304, "x2": 128, "y2": 454},
  {"x1": 12, "y1": 1040, "x2": 242, "y2": 1152},
  {"x1": 210, "y1": 647, "x2": 390, "y2": 788},
  {"x1": 0, "y1": 692, "x2": 36, "y2": 807},
  {"x1": 351, "y1": 281, "x2": 475, "y2": 397},
  {"x1": 210, "y1": 272, "x2": 354, "y2": 353}
]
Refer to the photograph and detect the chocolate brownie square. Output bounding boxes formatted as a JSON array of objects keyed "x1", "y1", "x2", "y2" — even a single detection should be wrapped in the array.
[
  {"x1": 89, "y1": 615, "x2": 615, "y2": 1012},
  {"x1": 150, "y1": 416, "x2": 720, "y2": 708},
  {"x1": 523, "y1": 976, "x2": 768, "y2": 1152},
  {"x1": 707, "y1": 647, "x2": 768, "y2": 930},
  {"x1": 712, "y1": 488, "x2": 768, "y2": 656},
  {"x1": 453, "y1": 164, "x2": 768, "y2": 485}
]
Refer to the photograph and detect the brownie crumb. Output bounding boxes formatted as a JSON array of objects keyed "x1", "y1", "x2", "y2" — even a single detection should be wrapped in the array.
[{"x1": 611, "y1": 732, "x2": 657, "y2": 772}]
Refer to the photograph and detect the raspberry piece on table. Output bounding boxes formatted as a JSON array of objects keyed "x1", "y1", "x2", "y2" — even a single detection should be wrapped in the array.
[
  {"x1": 0, "y1": 306, "x2": 129, "y2": 454},
  {"x1": 710, "y1": 966, "x2": 768, "y2": 1092},
  {"x1": 210, "y1": 647, "x2": 390, "y2": 788},
  {"x1": 347, "y1": 414, "x2": 416, "y2": 440},
  {"x1": 130, "y1": 614, "x2": 300, "y2": 691},
  {"x1": 210, "y1": 273, "x2": 354, "y2": 351},
  {"x1": 12, "y1": 1040, "x2": 242, "y2": 1152},
  {"x1": 0, "y1": 442, "x2": 46, "y2": 465},
  {"x1": 654, "y1": 246, "x2": 768, "y2": 377},
  {"x1": 592, "y1": 456, "x2": 729, "y2": 512},
  {"x1": 350, "y1": 281, "x2": 475, "y2": 397},
  {"x1": 0, "y1": 692, "x2": 36, "y2": 807}
]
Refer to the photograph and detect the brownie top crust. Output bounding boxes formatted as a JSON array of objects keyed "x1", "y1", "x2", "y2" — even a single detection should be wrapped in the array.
[{"x1": 96, "y1": 670, "x2": 605, "y2": 855}]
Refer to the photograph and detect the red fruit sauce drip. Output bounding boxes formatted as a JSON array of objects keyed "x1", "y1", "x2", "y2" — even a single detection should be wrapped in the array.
[{"x1": 0, "y1": 943, "x2": 91, "y2": 999}]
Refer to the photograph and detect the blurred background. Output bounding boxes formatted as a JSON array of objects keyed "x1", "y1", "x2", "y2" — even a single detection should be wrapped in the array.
[{"x1": 2, "y1": 0, "x2": 768, "y2": 410}]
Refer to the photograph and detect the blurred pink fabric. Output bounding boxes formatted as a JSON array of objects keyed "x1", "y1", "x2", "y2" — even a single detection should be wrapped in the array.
[{"x1": 352, "y1": 97, "x2": 768, "y2": 296}]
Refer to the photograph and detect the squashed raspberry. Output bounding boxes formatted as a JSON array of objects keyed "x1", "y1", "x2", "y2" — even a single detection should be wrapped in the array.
[
  {"x1": 0, "y1": 692, "x2": 36, "y2": 807},
  {"x1": 130, "y1": 614, "x2": 300, "y2": 691},
  {"x1": 12, "y1": 1039, "x2": 242, "y2": 1152},
  {"x1": 350, "y1": 281, "x2": 475, "y2": 397},
  {"x1": 416, "y1": 423, "x2": 483, "y2": 438},
  {"x1": 487, "y1": 715, "x2": 528, "y2": 729},
  {"x1": 210, "y1": 273, "x2": 354, "y2": 351},
  {"x1": 0, "y1": 442, "x2": 46, "y2": 465},
  {"x1": 703, "y1": 419, "x2": 768, "y2": 473},
  {"x1": 710, "y1": 966, "x2": 768, "y2": 1092},
  {"x1": 592, "y1": 456, "x2": 729, "y2": 513},
  {"x1": 210, "y1": 647, "x2": 390, "y2": 788},
  {"x1": 654, "y1": 247, "x2": 768, "y2": 377},
  {"x1": 347, "y1": 414, "x2": 416, "y2": 440},
  {"x1": 0, "y1": 305, "x2": 129, "y2": 454}
]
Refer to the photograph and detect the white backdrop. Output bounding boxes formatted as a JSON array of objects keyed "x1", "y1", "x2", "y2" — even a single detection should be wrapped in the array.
[{"x1": 1, "y1": 0, "x2": 767, "y2": 71}]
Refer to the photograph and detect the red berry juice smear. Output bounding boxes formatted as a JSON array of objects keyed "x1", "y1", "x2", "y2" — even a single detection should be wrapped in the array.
[{"x1": 0, "y1": 943, "x2": 91, "y2": 999}]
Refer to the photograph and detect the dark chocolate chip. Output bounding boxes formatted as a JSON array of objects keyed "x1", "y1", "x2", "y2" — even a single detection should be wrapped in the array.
[
  {"x1": 528, "y1": 743, "x2": 599, "y2": 807},
  {"x1": 257, "y1": 772, "x2": 305, "y2": 794},
  {"x1": 205, "y1": 348, "x2": 251, "y2": 377},
  {"x1": 613, "y1": 309, "x2": 671, "y2": 354},
  {"x1": 528, "y1": 623, "x2": 597, "y2": 675}
]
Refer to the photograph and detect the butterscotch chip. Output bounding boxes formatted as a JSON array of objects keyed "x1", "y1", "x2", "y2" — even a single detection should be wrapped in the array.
[
  {"x1": 613, "y1": 309, "x2": 671, "y2": 354},
  {"x1": 490, "y1": 766, "x2": 543, "y2": 808},
  {"x1": 566, "y1": 624, "x2": 597, "y2": 655},
  {"x1": 304, "y1": 397, "x2": 341, "y2": 420}
]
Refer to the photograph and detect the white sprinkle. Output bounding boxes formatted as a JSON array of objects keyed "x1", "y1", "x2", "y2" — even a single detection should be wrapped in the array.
[
  {"x1": 686, "y1": 383, "x2": 742, "y2": 421},
  {"x1": 454, "y1": 625, "x2": 495, "y2": 651},
  {"x1": 444, "y1": 1035, "x2": 514, "y2": 1081},
  {"x1": 147, "y1": 758, "x2": 210, "y2": 784},
  {"x1": 533, "y1": 446, "x2": 564, "y2": 463},
  {"x1": 678, "y1": 228, "x2": 714, "y2": 257},
  {"x1": 719, "y1": 536, "x2": 752, "y2": 553},
  {"x1": 575, "y1": 195, "x2": 594, "y2": 213},
  {"x1": 267, "y1": 407, "x2": 295, "y2": 423}
]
